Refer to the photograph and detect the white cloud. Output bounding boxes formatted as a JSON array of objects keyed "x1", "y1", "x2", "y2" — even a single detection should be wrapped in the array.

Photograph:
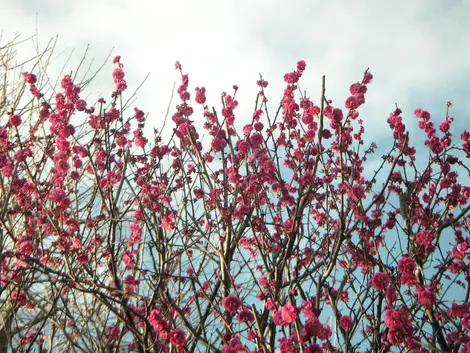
[{"x1": 1, "y1": 0, "x2": 469, "y2": 142}]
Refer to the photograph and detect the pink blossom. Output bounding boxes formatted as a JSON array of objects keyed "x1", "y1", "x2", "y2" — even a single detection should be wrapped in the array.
[
  {"x1": 106, "y1": 324, "x2": 121, "y2": 340},
  {"x1": 297, "y1": 60, "x2": 306, "y2": 72},
  {"x1": 223, "y1": 294, "x2": 242, "y2": 315},
  {"x1": 127, "y1": 222, "x2": 142, "y2": 246},
  {"x1": 49, "y1": 188, "x2": 66, "y2": 203},
  {"x1": 339, "y1": 315, "x2": 353, "y2": 330},
  {"x1": 113, "y1": 67, "x2": 125, "y2": 82},
  {"x1": 349, "y1": 83, "x2": 361, "y2": 95},
  {"x1": 279, "y1": 337, "x2": 298, "y2": 353},
  {"x1": 416, "y1": 285, "x2": 436, "y2": 308},
  {"x1": 161, "y1": 213, "x2": 175, "y2": 231},
  {"x1": 249, "y1": 133, "x2": 263, "y2": 147},
  {"x1": 265, "y1": 298, "x2": 277, "y2": 312},
  {"x1": 345, "y1": 96, "x2": 358, "y2": 110},
  {"x1": 448, "y1": 303, "x2": 470, "y2": 318},
  {"x1": 371, "y1": 272, "x2": 390, "y2": 291},
  {"x1": 284, "y1": 71, "x2": 301, "y2": 84},
  {"x1": 9, "y1": 114, "x2": 22, "y2": 127},
  {"x1": 321, "y1": 129, "x2": 332, "y2": 139},
  {"x1": 11, "y1": 290, "x2": 27, "y2": 306},
  {"x1": 280, "y1": 304, "x2": 297, "y2": 324},
  {"x1": 397, "y1": 256, "x2": 416, "y2": 274},
  {"x1": 347, "y1": 184, "x2": 366, "y2": 202},
  {"x1": 400, "y1": 273, "x2": 418, "y2": 286},
  {"x1": 384, "y1": 309, "x2": 414, "y2": 345},
  {"x1": 237, "y1": 309, "x2": 255, "y2": 323},
  {"x1": 22, "y1": 72, "x2": 37, "y2": 84},
  {"x1": 363, "y1": 72, "x2": 373, "y2": 84},
  {"x1": 451, "y1": 245, "x2": 466, "y2": 260},
  {"x1": 66, "y1": 218, "x2": 80, "y2": 233},
  {"x1": 148, "y1": 309, "x2": 171, "y2": 334},
  {"x1": 75, "y1": 99, "x2": 87, "y2": 111},
  {"x1": 332, "y1": 108, "x2": 343, "y2": 122},
  {"x1": 254, "y1": 121, "x2": 264, "y2": 131},
  {"x1": 303, "y1": 317, "x2": 322, "y2": 338},
  {"x1": 134, "y1": 131, "x2": 148, "y2": 147},
  {"x1": 194, "y1": 189, "x2": 204, "y2": 199},
  {"x1": 440, "y1": 121, "x2": 451, "y2": 133},
  {"x1": 416, "y1": 230, "x2": 433, "y2": 247},
  {"x1": 273, "y1": 310, "x2": 289, "y2": 327},
  {"x1": 317, "y1": 325, "x2": 332, "y2": 340},
  {"x1": 211, "y1": 137, "x2": 227, "y2": 152},
  {"x1": 130, "y1": 222, "x2": 141, "y2": 236},
  {"x1": 169, "y1": 328, "x2": 186, "y2": 346},
  {"x1": 17, "y1": 239, "x2": 34, "y2": 256},
  {"x1": 256, "y1": 79, "x2": 268, "y2": 88},
  {"x1": 462, "y1": 313, "x2": 470, "y2": 329},
  {"x1": 30, "y1": 85, "x2": 42, "y2": 99},
  {"x1": 77, "y1": 254, "x2": 89, "y2": 264},
  {"x1": 195, "y1": 87, "x2": 206, "y2": 104}
]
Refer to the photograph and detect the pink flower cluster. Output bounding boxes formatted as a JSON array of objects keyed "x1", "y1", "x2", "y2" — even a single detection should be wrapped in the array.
[
  {"x1": 384, "y1": 308, "x2": 415, "y2": 346},
  {"x1": 222, "y1": 294, "x2": 242, "y2": 316},
  {"x1": 273, "y1": 304, "x2": 297, "y2": 326},
  {"x1": 148, "y1": 308, "x2": 186, "y2": 347},
  {"x1": 3, "y1": 54, "x2": 469, "y2": 353},
  {"x1": 371, "y1": 271, "x2": 390, "y2": 291},
  {"x1": 112, "y1": 56, "x2": 128, "y2": 97}
]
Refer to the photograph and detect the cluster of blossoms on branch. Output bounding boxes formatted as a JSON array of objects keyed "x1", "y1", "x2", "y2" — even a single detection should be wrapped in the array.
[{"x1": 0, "y1": 50, "x2": 470, "y2": 353}]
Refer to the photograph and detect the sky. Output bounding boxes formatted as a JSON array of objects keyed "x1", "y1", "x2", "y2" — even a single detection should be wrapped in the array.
[{"x1": 1, "y1": 0, "x2": 470, "y2": 151}]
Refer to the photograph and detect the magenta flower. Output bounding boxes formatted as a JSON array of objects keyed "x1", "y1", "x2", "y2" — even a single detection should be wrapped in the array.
[
  {"x1": 169, "y1": 328, "x2": 186, "y2": 346},
  {"x1": 9, "y1": 114, "x2": 22, "y2": 127},
  {"x1": 397, "y1": 256, "x2": 416, "y2": 274},
  {"x1": 223, "y1": 294, "x2": 242, "y2": 315},
  {"x1": 371, "y1": 272, "x2": 391, "y2": 291},
  {"x1": 280, "y1": 304, "x2": 297, "y2": 324},
  {"x1": 416, "y1": 285, "x2": 436, "y2": 308},
  {"x1": 339, "y1": 315, "x2": 354, "y2": 330},
  {"x1": 22, "y1": 72, "x2": 37, "y2": 84},
  {"x1": 237, "y1": 309, "x2": 255, "y2": 323}
]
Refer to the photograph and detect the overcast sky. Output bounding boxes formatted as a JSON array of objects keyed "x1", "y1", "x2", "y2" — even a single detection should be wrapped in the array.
[{"x1": 1, "y1": 0, "x2": 470, "y2": 152}]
